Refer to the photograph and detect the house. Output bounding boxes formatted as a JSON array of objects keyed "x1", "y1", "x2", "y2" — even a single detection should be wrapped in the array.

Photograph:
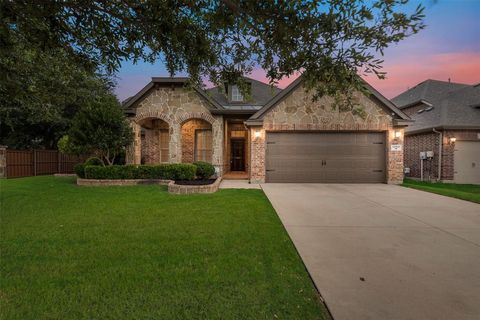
[
  {"x1": 392, "y1": 80, "x2": 480, "y2": 184},
  {"x1": 123, "y1": 76, "x2": 411, "y2": 183}
]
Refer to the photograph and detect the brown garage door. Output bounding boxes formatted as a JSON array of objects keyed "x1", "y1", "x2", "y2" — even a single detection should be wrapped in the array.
[{"x1": 266, "y1": 132, "x2": 386, "y2": 183}]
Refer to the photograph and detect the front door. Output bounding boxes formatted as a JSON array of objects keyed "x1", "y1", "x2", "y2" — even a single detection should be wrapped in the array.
[{"x1": 231, "y1": 139, "x2": 245, "y2": 171}]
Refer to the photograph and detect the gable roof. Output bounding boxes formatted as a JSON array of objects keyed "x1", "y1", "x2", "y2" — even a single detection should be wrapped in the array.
[
  {"x1": 206, "y1": 77, "x2": 282, "y2": 108},
  {"x1": 392, "y1": 79, "x2": 470, "y2": 108},
  {"x1": 123, "y1": 77, "x2": 223, "y2": 112},
  {"x1": 248, "y1": 75, "x2": 411, "y2": 122},
  {"x1": 395, "y1": 83, "x2": 480, "y2": 133}
]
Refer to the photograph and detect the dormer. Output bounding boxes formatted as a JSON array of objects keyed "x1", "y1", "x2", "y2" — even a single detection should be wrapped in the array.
[{"x1": 224, "y1": 81, "x2": 252, "y2": 103}]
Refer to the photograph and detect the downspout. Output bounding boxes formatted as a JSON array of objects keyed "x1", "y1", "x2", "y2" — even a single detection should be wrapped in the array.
[{"x1": 432, "y1": 128, "x2": 442, "y2": 181}]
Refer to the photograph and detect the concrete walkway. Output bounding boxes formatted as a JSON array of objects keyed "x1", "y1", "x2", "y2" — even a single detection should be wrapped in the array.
[
  {"x1": 219, "y1": 180, "x2": 261, "y2": 189},
  {"x1": 261, "y1": 183, "x2": 480, "y2": 320}
]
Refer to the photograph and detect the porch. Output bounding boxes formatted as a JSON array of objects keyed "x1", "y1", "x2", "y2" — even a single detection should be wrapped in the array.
[{"x1": 126, "y1": 114, "x2": 252, "y2": 179}]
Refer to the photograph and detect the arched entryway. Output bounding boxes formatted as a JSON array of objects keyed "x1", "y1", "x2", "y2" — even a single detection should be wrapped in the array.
[
  {"x1": 181, "y1": 119, "x2": 213, "y2": 163},
  {"x1": 138, "y1": 118, "x2": 170, "y2": 164}
]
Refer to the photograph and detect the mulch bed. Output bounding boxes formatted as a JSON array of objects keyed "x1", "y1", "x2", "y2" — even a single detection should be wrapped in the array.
[{"x1": 175, "y1": 179, "x2": 216, "y2": 186}]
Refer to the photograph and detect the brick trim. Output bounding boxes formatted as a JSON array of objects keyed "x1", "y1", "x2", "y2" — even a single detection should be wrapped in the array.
[
  {"x1": 178, "y1": 112, "x2": 216, "y2": 125},
  {"x1": 133, "y1": 111, "x2": 171, "y2": 125}
]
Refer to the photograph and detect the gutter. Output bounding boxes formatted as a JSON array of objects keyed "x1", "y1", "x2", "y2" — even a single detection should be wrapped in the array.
[{"x1": 432, "y1": 128, "x2": 442, "y2": 181}]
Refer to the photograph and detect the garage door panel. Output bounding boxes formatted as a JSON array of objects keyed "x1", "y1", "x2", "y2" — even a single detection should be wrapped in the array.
[
  {"x1": 454, "y1": 141, "x2": 480, "y2": 184},
  {"x1": 266, "y1": 132, "x2": 386, "y2": 183}
]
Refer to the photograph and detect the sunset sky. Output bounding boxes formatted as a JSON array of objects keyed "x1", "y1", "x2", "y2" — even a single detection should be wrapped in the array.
[{"x1": 115, "y1": 0, "x2": 480, "y2": 101}]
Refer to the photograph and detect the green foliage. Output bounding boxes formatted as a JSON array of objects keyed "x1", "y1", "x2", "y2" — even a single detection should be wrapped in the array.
[
  {"x1": 66, "y1": 95, "x2": 133, "y2": 165},
  {"x1": 403, "y1": 179, "x2": 480, "y2": 204},
  {"x1": 0, "y1": 32, "x2": 115, "y2": 149},
  {"x1": 74, "y1": 164, "x2": 86, "y2": 178},
  {"x1": 84, "y1": 157, "x2": 104, "y2": 166},
  {"x1": 193, "y1": 161, "x2": 215, "y2": 179},
  {"x1": 2, "y1": 1, "x2": 425, "y2": 99},
  {"x1": 84, "y1": 164, "x2": 196, "y2": 181}
]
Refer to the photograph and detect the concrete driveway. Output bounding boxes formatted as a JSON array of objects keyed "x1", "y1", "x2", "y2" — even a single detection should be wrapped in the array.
[{"x1": 261, "y1": 184, "x2": 480, "y2": 320}]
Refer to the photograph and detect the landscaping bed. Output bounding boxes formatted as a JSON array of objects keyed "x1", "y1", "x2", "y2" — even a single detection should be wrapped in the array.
[
  {"x1": 75, "y1": 160, "x2": 221, "y2": 193},
  {"x1": 0, "y1": 176, "x2": 330, "y2": 319},
  {"x1": 174, "y1": 179, "x2": 216, "y2": 185}
]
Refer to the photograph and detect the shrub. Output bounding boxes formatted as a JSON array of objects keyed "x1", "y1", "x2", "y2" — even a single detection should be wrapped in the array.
[
  {"x1": 83, "y1": 164, "x2": 196, "y2": 180},
  {"x1": 74, "y1": 163, "x2": 86, "y2": 178},
  {"x1": 193, "y1": 161, "x2": 215, "y2": 179},
  {"x1": 84, "y1": 157, "x2": 104, "y2": 166}
]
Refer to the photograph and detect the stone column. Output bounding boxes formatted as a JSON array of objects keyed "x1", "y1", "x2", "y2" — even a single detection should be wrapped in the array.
[
  {"x1": 387, "y1": 128, "x2": 404, "y2": 184},
  {"x1": 169, "y1": 123, "x2": 181, "y2": 163},
  {"x1": 250, "y1": 127, "x2": 266, "y2": 183},
  {"x1": 131, "y1": 122, "x2": 141, "y2": 165},
  {"x1": 0, "y1": 146, "x2": 6, "y2": 178},
  {"x1": 211, "y1": 116, "x2": 224, "y2": 175}
]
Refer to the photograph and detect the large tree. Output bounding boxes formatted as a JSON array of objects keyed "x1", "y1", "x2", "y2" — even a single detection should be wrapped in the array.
[
  {"x1": 1, "y1": 0, "x2": 425, "y2": 95},
  {"x1": 0, "y1": 32, "x2": 117, "y2": 148}
]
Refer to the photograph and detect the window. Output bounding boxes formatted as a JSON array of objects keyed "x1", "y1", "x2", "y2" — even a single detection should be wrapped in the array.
[
  {"x1": 159, "y1": 129, "x2": 169, "y2": 162},
  {"x1": 231, "y1": 85, "x2": 244, "y2": 102},
  {"x1": 194, "y1": 129, "x2": 212, "y2": 162}
]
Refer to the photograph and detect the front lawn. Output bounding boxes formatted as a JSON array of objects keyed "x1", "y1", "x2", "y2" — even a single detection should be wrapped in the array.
[
  {"x1": 403, "y1": 179, "x2": 480, "y2": 203},
  {"x1": 0, "y1": 176, "x2": 329, "y2": 319}
]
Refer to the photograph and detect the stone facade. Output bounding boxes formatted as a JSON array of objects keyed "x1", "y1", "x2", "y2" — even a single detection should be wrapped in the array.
[
  {"x1": 126, "y1": 84, "x2": 224, "y2": 174},
  {"x1": 251, "y1": 84, "x2": 404, "y2": 184},
  {"x1": 263, "y1": 87, "x2": 392, "y2": 131},
  {"x1": 249, "y1": 128, "x2": 265, "y2": 183}
]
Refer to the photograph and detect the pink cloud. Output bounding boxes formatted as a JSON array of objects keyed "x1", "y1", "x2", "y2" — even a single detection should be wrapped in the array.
[
  {"x1": 246, "y1": 52, "x2": 480, "y2": 99},
  {"x1": 364, "y1": 52, "x2": 480, "y2": 98}
]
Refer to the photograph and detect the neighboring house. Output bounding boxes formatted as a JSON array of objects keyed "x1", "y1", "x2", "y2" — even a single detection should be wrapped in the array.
[
  {"x1": 392, "y1": 80, "x2": 480, "y2": 184},
  {"x1": 123, "y1": 76, "x2": 411, "y2": 183}
]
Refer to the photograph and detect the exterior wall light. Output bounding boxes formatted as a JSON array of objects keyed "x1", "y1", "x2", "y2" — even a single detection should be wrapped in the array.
[
  {"x1": 449, "y1": 137, "x2": 456, "y2": 143},
  {"x1": 394, "y1": 130, "x2": 402, "y2": 138},
  {"x1": 254, "y1": 130, "x2": 262, "y2": 139}
]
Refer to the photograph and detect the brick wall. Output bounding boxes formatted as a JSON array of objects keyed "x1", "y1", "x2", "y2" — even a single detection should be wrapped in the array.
[
  {"x1": 404, "y1": 129, "x2": 480, "y2": 181},
  {"x1": 181, "y1": 119, "x2": 212, "y2": 163},
  {"x1": 140, "y1": 119, "x2": 169, "y2": 164},
  {"x1": 404, "y1": 132, "x2": 440, "y2": 180}
]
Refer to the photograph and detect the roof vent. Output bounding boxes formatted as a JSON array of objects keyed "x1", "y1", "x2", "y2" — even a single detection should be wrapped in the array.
[
  {"x1": 417, "y1": 109, "x2": 425, "y2": 114},
  {"x1": 425, "y1": 106, "x2": 434, "y2": 111}
]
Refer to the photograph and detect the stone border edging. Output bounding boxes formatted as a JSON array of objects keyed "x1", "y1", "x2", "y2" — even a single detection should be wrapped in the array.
[
  {"x1": 76, "y1": 176, "x2": 222, "y2": 194},
  {"x1": 77, "y1": 178, "x2": 171, "y2": 186},
  {"x1": 54, "y1": 173, "x2": 77, "y2": 177},
  {"x1": 168, "y1": 176, "x2": 222, "y2": 194}
]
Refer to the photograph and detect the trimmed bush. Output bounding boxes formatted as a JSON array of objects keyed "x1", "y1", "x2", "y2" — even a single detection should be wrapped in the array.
[
  {"x1": 74, "y1": 163, "x2": 86, "y2": 178},
  {"x1": 83, "y1": 164, "x2": 196, "y2": 181},
  {"x1": 84, "y1": 157, "x2": 104, "y2": 166},
  {"x1": 193, "y1": 161, "x2": 215, "y2": 179}
]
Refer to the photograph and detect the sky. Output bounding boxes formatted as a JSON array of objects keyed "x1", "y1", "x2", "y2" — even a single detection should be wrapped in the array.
[{"x1": 115, "y1": 0, "x2": 480, "y2": 101}]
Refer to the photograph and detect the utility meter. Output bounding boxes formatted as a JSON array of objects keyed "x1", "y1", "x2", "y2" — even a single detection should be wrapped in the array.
[{"x1": 419, "y1": 152, "x2": 426, "y2": 160}]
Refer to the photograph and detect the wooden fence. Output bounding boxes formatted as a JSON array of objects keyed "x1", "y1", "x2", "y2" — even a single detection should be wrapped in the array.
[{"x1": 2, "y1": 149, "x2": 87, "y2": 178}]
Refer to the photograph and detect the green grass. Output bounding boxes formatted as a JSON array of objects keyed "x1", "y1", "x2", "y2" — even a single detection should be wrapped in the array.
[
  {"x1": 0, "y1": 176, "x2": 329, "y2": 320},
  {"x1": 403, "y1": 179, "x2": 480, "y2": 203}
]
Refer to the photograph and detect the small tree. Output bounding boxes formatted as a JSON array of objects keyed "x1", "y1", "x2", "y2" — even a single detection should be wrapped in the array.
[{"x1": 63, "y1": 94, "x2": 133, "y2": 165}]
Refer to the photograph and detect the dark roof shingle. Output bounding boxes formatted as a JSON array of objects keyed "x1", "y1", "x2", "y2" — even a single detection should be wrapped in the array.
[
  {"x1": 392, "y1": 80, "x2": 480, "y2": 133},
  {"x1": 206, "y1": 77, "x2": 281, "y2": 108}
]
